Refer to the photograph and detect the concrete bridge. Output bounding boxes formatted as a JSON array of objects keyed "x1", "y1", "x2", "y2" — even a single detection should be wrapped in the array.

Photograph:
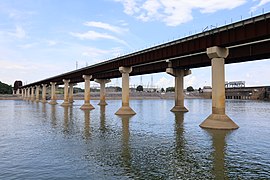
[{"x1": 18, "y1": 12, "x2": 270, "y2": 130}]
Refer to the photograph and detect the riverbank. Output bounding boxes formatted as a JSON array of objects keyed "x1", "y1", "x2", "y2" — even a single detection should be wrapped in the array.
[
  {"x1": 0, "y1": 91, "x2": 215, "y2": 100},
  {"x1": 0, "y1": 94, "x2": 22, "y2": 100}
]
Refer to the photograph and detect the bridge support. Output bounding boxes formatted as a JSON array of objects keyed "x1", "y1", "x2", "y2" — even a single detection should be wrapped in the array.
[
  {"x1": 49, "y1": 82, "x2": 57, "y2": 105},
  {"x1": 80, "y1": 75, "x2": 94, "y2": 110},
  {"x1": 35, "y1": 85, "x2": 40, "y2": 102},
  {"x1": 115, "y1": 67, "x2": 136, "y2": 115},
  {"x1": 41, "y1": 84, "x2": 47, "y2": 103},
  {"x1": 21, "y1": 89, "x2": 25, "y2": 100},
  {"x1": 69, "y1": 83, "x2": 75, "y2": 103},
  {"x1": 16, "y1": 89, "x2": 20, "y2": 95},
  {"x1": 31, "y1": 87, "x2": 35, "y2": 102},
  {"x1": 200, "y1": 46, "x2": 239, "y2": 130},
  {"x1": 95, "y1": 79, "x2": 111, "y2": 106},
  {"x1": 23, "y1": 89, "x2": 26, "y2": 99},
  {"x1": 27, "y1": 88, "x2": 30, "y2": 100},
  {"x1": 166, "y1": 68, "x2": 191, "y2": 112},
  {"x1": 61, "y1": 79, "x2": 71, "y2": 107}
]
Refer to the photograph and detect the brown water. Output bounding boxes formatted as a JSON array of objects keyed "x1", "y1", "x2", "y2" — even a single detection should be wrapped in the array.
[{"x1": 0, "y1": 99, "x2": 269, "y2": 179}]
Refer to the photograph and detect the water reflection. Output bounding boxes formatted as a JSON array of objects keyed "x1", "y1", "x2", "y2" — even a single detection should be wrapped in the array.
[
  {"x1": 63, "y1": 106, "x2": 69, "y2": 134},
  {"x1": 99, "y1": 105, "x2": 107, "y2": 133},
  {"x1": 121, "y1": 115, "x2": 132, "y2": 170},
  {"x1": 205, "y1": 129, "x2": 231, "y2": 180},
  {"x1": 50, "y1": 105, "x2": 57, "y2": 128},
  {"x1": 83, "y1": 110, "x2": 91, "y2": 139},
  {"x1": 174, "y1": 112, "x2": 186, "y2": 160}
]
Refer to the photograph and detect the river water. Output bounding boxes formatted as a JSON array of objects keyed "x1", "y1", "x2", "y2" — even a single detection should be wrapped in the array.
[{"x1": 0, "y1": 99, "x2": 269, "y2": 179}]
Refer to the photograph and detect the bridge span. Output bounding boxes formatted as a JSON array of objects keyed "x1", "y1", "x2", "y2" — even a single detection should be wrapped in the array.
[{"x1": 19, "y1": 12, "x2": 270, "y2": 130}]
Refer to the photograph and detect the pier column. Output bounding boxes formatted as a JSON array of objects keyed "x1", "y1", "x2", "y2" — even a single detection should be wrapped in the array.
[
  {"x1": 200, "y1": 46, "x2": 239, "y2": 130},
  {"x1": 115, "y1": 67, "x2": 136, "y2": 115},
  {"x1": 35, "y1": 85, "x2": 40, "y2": 102},
  {"x1": 41, "y1": 84, "x2": 47, "y2": 103},
  {"x1": 16, "y1": 89, "x2": 20, "y2": 95},
  {"x1": 61, "y1": 79, "x2": 70, "y2": 107},
  {"x1": 80, "y1": 75, "x2": 94, "y2": 110},
  {"x1": 21, "y1": 89, "x2": 25, "y2": 99},
  {"x1": 31, "y1": 87, "x2": 35, "y2": 102},
  {"x1": 49, "y1": 82, "x2": 57, "y2": 105},
  {"x1": 69, "y1": 83, "x2": 75, "y2": 103},
  {"x1": 166, "y1": 68, "x2": 191, "y2": 112},
  {"x1": 95, "y1": 79, "x2": 111, "y2": 105},
  {"x1": 27, "y1": 88, "x2": 30, "y2": 100}
]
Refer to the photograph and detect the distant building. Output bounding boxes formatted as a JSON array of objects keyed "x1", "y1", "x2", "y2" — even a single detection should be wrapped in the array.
[
  {"x1": 225, "y1": 81, "x2": 245, "y2": 88},
  {"x1": 203, "y1": 86, "x2": 212, "y2": 92}
]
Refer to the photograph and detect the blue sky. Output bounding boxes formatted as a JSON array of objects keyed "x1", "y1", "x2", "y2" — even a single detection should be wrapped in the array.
[{"x1": 1, "y1": 0, "x2": 270, "y2": 89}]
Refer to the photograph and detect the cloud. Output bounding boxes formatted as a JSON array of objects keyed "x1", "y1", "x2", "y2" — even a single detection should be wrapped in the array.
[
  {"x1": 155, "y1": 76, "x2": 174, "y2": 88},
  {"x1": 83, "y1": 21, "x2": 128, "y2": 34},
  {"x1": 115, "y1": 0, "x2": 247, "y2": 26},
  {"x1": 46, "y1": 40, "x2": 58, "y2": 46},
  {"x1": 18, "y1": 43, "x2": 38, "y2": 49},
  {"x1": 70, "y1": 30, "x2": 128, "y2": 45},
  {"x1": 8, "y1": 26, "x2": 27, "y2": 39},
  {"x1": 81, "y1": 47, "x2": 123, "y2": 64},
  {"x1": 250, "y1": 0, "x2": 270, "y2": 12},
  {"x1": 114, "y1": 0, "x2": 140, "y2": 15}
]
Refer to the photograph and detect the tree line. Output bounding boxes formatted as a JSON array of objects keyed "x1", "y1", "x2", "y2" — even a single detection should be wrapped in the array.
[{"x1": 0, "y1": 81, "x2": 13, "y2": 94}]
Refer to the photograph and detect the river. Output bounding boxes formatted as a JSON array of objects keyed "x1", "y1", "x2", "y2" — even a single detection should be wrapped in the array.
[{"x1": 0, "y1": 99, "x2": 269, "y2": 179}]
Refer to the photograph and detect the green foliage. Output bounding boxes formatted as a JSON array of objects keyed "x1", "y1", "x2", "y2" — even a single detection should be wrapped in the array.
[
  {"x1": 114, "y1": 86, "x2": 122, "y2": 92},
  {"x1": 0, "y1": 81, "x2": 13, "y2": 94},
  {"x1": 187, "y1": 86, "x2": 194, "y2": 92},
  {"x1": 136, "y1": 85, "x2": 143, "y2": 92},
  {"x1": 166, "y1": 87, "x2": 175, "y2": 92}
]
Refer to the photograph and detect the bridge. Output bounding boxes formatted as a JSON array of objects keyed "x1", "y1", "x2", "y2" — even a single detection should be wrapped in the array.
[{"x1": 18, "y1": 12, "x2": 270, "y2": 130}]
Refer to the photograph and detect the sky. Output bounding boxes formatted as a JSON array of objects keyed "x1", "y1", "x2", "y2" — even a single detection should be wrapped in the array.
[{"x1": 1, "y1": 0, "x2": 270, "y2": 89}]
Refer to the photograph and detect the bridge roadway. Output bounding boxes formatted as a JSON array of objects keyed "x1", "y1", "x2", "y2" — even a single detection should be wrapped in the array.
[{"x1": 19, "y1": 12, "x2": 270, "y2": 130}]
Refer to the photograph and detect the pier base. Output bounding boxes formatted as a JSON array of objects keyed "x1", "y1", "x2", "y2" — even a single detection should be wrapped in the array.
[
  {"x1": 115, "y1": 106, "x2": 136, "y2": 115},
  {"x1": 171, "y1": 106, "x2": 188, "y2": 112},
  {"x1": 200, "y1": 114, "x2": 239, "y2": 130}
]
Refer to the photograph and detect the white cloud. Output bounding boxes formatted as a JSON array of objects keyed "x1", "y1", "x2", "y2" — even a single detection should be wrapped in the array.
[
  {"x1": 83, "y1": 21, "x2": 128, "y2": 34},
  {"x1": 114, "y1": 0, "x2": 140, "y2": 15},
  {"x1": 8, "y1": 26, "x2": 27, "y2": 39},
  {"x1": 70, "y1": 30, "x2": 128, "y2": 45},
  {"x1": 18, "y1": 43, "x2": 38, "y2": 49},
  {"x1": 46, "y1": 40, "x2": 58, "y2": 46},
  {"x1": 155, "y1": 76, "x2": 174, "y2": 88},
  {"x1": 115, "y1": 0, "x2": 247, "y2": 26},
  {"x1": 82, "y1": 47, "x2": 121, "y2": 58},
  {"x1": 250, "y1": 0, "x2": 270, "y2": 12}
]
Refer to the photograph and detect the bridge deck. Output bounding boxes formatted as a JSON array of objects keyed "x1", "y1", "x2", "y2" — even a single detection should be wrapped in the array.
[{"x1": 22, "y1": 12, "x2": 270, "y2": 87}]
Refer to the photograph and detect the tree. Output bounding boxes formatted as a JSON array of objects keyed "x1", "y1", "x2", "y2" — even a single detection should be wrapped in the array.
[
  {"x1": 161, "y1": 88, "x2": 165, "y2": 92},
  {"x1": 166, "y1": 87, "x2": 175, "y2": 92},
  {"x1": 187, "y1": 86, "x2": 194, "y2": 92},
  {"x1": 136, "y1": 85, "x2": 143, "y2": 92},
  {"x1": 0, "y1": 81, "x2": 13, "y2": 94},
  {"x1": 115, "y1": 86, "x2": 122, "y2": 92}
]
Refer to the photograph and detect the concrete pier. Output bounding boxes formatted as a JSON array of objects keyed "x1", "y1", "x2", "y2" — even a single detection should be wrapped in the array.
[
  {"x1": 49, "y1": 82, "x2": 57, "y2": 105},
  {"x1": 22, "y1": 89, "x2": 25, "y2": 100},
  {"x1": 80, "y1": 75, "x2": 94, "y2": 110},
  {"x1": 115, "y1": 67, "x2": 136, "y2": 115},
  {"x1": 35, "y1": 85, "x2": 40, "y2": 102},
  {"x1": 166, "y1": 68, "x2": 191, "y2": 112},
  {"x1": 61, "y1": 79, "x2": 70, "y2": 107},
  {"x1": 41, "y1": 84, "x2": 47, "y2": 103},
  {"x1": 95, "y1": 79, "x2": 111, "y2": 106},
  {"x1": 27, "y1": 88, "x2": 30, "y2": 100},
  {"x1": 200, "y1": 46, "x2": 239, "y2": 130},
  {"x1": 31, "y1": 87, "x2": 35, "y2": 102},
  {"x1": 69, "y1": 83, "x2": 75, "y2": 103}
]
